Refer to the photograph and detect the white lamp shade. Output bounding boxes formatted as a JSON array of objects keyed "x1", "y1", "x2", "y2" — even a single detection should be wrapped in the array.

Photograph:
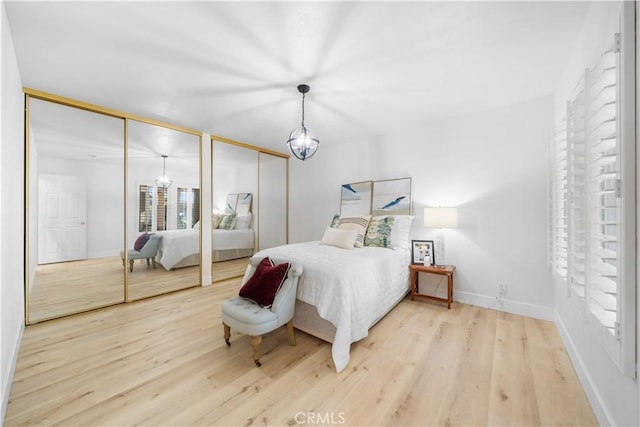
[{"x1": 424, "y1": 207, "x2": 458, "y2": 228}]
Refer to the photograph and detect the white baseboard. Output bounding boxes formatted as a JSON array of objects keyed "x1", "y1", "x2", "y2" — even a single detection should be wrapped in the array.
[
  {"x1": 1, "y1": 321, "x2": 24, "y2": 425},
  {"x1": 454, "y1": 290, "x2": 554, "y2": 321},
  {"x1": 554, "y1": 313, "x2": 614, "y2": 427}
]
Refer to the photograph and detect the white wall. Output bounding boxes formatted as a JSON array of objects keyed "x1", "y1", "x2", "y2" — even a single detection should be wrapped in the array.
[
  {"x1": 290, "y1": 95, "x2": 554, "y2": 320},
  {"x1": 552, "y1": 2, "x2": 639, "y2": 426},
  {"x1": 1, "y1": 1, "x2": 25, "y2": 422}
]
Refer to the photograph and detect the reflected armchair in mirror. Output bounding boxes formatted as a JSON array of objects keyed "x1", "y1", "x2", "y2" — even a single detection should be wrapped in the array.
[{"x1": 120, "y1": 234, "x2": 162, "y2": 272}]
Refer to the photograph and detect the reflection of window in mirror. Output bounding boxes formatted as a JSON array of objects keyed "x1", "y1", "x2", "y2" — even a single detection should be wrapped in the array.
[
  {"x1": 137, "y1": 184, "x2": 168, "y2": 232},
  {"x1": 177, "y1": 187, "x2": 200, "y2": 229},
  {"x1": 138, "y1": 185, "x2": 153, "y2": 232}
]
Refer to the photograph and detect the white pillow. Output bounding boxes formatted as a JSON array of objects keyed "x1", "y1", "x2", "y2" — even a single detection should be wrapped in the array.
[
  {"x1": 234, "y1": 213, "x2": 253, "y2": 230},
  {"x1": 193, "y1": 220, "x2": 200, "y2": 229},
  {"x1": 319, "y1": 226, "x2": 358, "y2": 249},
  {"x1": 373, "y1": 215, "x2": 414, "y2": 250}
]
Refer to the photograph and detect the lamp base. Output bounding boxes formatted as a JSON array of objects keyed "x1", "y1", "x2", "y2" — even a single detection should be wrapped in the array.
[{"x1": 434, "y1": 229, "x2": 446, "y2": 266}]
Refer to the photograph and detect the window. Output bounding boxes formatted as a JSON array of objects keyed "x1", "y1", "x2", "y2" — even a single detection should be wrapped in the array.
[
  {"x1": 137, "y1": 184, "x2": 168, "y2": 232},
  {"x1": 138, "y1": 184, "x2": 153, "y2": 232},
  {"x1": 550, "y1": 20, "x2": 635, "y2": 377},
  {"x1": 177, "y1": 186, "x2": 200, "y2": 229}
]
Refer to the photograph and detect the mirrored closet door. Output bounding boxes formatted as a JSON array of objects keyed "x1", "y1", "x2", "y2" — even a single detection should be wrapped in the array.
[
  {"x1": 258, "y1": 152, "x2": 287, "y2": 250},
  {"x1": 211, "y1": 137, "x2": 289, "y2": 283},
  {"x1": 26, "y1": 97, "x2": 125, "y2": 323},
  {"x1": 126, "y1": 120, "x2": 201, "y2": 301},
  {"x1": 211, "y1": 140, "x2": 259, "y2": 282}
]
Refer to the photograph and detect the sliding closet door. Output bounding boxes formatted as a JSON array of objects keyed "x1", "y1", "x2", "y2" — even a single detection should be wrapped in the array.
[
  {"x1": 258, "y1": 153, "x2": 287, "y2": 250},
  {"x1": 126, "y1": 120, "x2": 201, "y2": 300},
  {"x1": 211, "y1": 140, "x2": 258, "y2": 282},
  {"x1": 26, "y1": 97, "x2": 125, "y2": 323}
]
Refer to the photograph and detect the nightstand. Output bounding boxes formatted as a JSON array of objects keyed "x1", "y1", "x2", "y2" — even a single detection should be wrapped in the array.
[{"x1": 409, "y1": 264, "x2": 456, "y2": 309}]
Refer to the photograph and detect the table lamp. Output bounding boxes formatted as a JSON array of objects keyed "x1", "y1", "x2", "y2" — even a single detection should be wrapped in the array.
[{"x1": 424, "y1": 207, "x2": 458, "y2": 267}]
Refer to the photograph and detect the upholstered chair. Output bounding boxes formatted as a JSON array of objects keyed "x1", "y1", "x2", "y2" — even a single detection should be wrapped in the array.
[
  {"x1": 222, "y1": 257, "x2": 303, "y2": 367},
  {"x1": 120, "y1": 234, "x2": 162, "y2": 272}
]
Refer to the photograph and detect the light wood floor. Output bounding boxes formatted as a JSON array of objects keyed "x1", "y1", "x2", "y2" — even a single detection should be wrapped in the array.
[
  {"x1": 6, "y1": 279, "x2": 597, "y2": 426},
  {"x1": 28, "y1": 257, "x2": 248, "y2": 323}
]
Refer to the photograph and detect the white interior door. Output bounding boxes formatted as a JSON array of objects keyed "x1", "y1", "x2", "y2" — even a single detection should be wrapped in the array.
[{"x1": 38, "y1": 174, "x2": 87, "y2": 264}]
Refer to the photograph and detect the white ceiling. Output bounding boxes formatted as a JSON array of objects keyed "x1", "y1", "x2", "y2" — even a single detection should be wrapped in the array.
[{"x1": 6, "y1": 1, "x2": 590, "y2": 154}]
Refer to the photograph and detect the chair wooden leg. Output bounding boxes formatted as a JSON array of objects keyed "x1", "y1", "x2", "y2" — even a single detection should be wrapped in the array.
[
  {"x1": 129, "y1": 259, "x2": 134, "y2": 273},
  {"x1": 223, "y1": 323, "x2": 231, "y2": 346},
  {"x1": 287, "y1": 320, "x2": 296, "y2": 346},
  {"x1": 146, "y1": 258, "x2": 150, "y2": 266},
  {"x1": 251, "y1": 335, "x2": 262, "y2": 367},
  {"x1": 152, "y1": 258, "x2": 157, "y2": 268}
]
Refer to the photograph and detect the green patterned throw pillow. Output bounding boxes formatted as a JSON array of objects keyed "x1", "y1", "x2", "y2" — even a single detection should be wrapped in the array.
[
  {"x1": 218, "y1": 212, "x2": 237, "y2": 230},
  {"x1": 364, "y1": 216, "x2": 395, "y2": 248}
]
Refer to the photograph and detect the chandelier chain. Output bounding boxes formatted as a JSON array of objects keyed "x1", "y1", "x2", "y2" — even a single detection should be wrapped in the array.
[{"x1": 301, "y1": 92, "x2": 306, "y2": 128}]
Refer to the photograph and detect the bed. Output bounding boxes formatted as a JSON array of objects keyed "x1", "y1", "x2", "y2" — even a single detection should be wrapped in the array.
[
  {"x1": 250, "y1": 236, "x2": 411, "y2": 373},
  {"x1": 156, "y1": 228, "x2": 255, "y2": 270}
]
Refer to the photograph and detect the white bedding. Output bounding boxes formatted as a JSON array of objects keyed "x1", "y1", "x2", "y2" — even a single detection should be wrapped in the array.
[
  {"x1": 156, "y1": 229, "x2": 255, "y2": 270},
  {"x1": 252, "y1": 241, "x2": 410, "y2": 373}
]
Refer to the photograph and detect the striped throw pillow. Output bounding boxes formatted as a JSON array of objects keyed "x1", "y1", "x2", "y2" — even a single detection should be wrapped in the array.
[{"x1": 336, "y1": 215, "x2": 371, "y2": 248}]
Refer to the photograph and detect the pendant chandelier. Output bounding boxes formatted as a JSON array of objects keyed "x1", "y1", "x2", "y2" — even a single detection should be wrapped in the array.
[
  {"x1": 287, "y1": 84, "x2": 319, "y2": 161},
  {"x1": 155, "y1": 155, "x2": 172, "y2": 189}
]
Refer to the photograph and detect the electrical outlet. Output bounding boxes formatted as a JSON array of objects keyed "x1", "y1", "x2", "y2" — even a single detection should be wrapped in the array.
[{"x1": 498, "y1": 282, "x2": 508, "y2": 296}]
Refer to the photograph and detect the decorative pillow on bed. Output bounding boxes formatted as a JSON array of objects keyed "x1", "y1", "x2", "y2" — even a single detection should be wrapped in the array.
[
  {"x1": 217, "y1": 212, "x2": 237, "y2": 230},
  {"x1": 372, "y1": 215, "x2": 415, "y2": 250},
  {"x1": 329, "y1": 214, "x2": 341, "y2": 228},
  {"x1": 133, "y1": 232, "x2": 152, "y2": 251},
  {"x1": 364, "y1": 216, "x2": 395, "y2": 248},
  {"x1": 239, "y1": 257, "x2": 291, "y2": 308},
  {"x1": 212, "y1": 213, "x2": 225, "y2": 229},
  {"x1": 335, "y1": 215, "x2": 371, "y2": 248},
  {"x1": 319, "y1": 226, "x2": 359, "y2": 249},
  {"x1": 233, "y1": 213, "x2": 252, "y2": 230}
]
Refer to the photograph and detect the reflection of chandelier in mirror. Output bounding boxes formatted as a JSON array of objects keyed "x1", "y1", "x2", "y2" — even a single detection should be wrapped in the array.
[
  {"x1": 286, "y1": 84, "x2": 319, "y2": 161},
  {"x1": 155, "y1": 154, "x2": 172, "y2": 189}
]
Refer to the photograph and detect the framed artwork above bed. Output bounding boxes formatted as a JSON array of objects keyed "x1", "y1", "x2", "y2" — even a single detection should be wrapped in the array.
[
  {"x1": 225, "y1": 194, "x2": 238, "y2": 212},
  {"x1": 340, "y1": 181, "x2": 372, "y2": 216},
  {"x1": 236, "y1": 193, "x2": 252, "y2": 216},
  {"x1": 372, "y1": 177, "x2": 412, "y2": 216}
]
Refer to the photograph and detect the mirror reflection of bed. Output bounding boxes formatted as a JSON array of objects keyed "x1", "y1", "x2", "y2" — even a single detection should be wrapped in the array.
[
  {"x1": 126, "y1": 120, "x2": 201, "y2": 301},
  {"x1": 211, "y1": 141, "x2": 259, "y2": 283}
]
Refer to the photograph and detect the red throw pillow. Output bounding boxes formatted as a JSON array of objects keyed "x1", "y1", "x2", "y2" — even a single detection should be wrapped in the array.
[
  {"x1": 134, "y1": 232, "x2": 151, "y2": 251},
  {"x1": 239, "y1": 257, "x2": 291, "y2": 308}
]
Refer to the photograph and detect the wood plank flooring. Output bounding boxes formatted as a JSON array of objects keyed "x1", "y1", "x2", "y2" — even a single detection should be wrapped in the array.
[
  {"x1": 28, "y1": 257, "x2": 248, "y2": 323},
  {"x1": 6, "y1": 279, "x2": 597, "y2": 426}
]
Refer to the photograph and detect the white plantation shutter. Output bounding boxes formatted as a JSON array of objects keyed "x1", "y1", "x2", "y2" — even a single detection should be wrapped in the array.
[
  {"x1": 567, "y1": 80, "x2": 587, "y2": 305},
  {"x1": 550, "y1": 7, "x2": 635, "y2": 377},
  {"x1": 549, "y1": 117, "x2": 568, "y2": 279},
  {"x1": 586, "y1": 45, "x2": 619, "y2": 337}
]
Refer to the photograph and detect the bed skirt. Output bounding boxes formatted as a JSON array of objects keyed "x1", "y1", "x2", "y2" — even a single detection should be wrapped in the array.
[
  {"x1": 293, "y1": 301, "x2": 336, "y2": 343},
  {"x1": 212, "y1": 248, "x2": 254, "y2": 262},
  {"x1": 159, "y1": 249, "x2": 254, "y2": 269},
  {"x1": 293, "y1": 289, "x2": 409, "y2": 345}
]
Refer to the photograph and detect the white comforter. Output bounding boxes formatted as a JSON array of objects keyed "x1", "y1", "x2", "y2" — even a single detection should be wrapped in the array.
[
  {"x1": 156, "y1": 229, "x2": 255, "y2": 270},
  {"x1": 253, "y1": 241, "x2": 410, "y2": 373}
]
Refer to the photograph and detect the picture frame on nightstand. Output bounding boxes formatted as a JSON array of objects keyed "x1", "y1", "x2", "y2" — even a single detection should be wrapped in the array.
[{"x1": 411, "y1": 240, "x2": 435, "y2": 265}]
